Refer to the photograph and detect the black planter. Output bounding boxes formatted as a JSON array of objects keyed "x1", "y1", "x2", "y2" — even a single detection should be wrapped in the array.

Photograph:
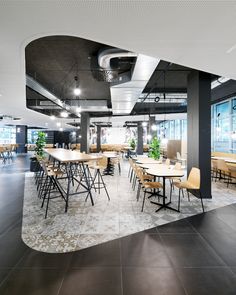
[{"x1": 30, "y1": 159, "x2": 41, "y2": 172}]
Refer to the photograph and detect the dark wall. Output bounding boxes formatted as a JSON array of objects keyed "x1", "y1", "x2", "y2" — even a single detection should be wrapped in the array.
[
  {"x1": 16, "y1": 125, "x2": 27, "y2": 153},
  {"x1": 212, "y1": 80, "x2": 236, "y2": 103},
  {"x1": 54, "y1": 131, "x2": 70, "y2": 147}
]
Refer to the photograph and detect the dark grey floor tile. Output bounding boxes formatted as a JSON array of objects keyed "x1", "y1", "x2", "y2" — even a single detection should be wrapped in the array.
[
  {"x1": 0, "y1": 269, "x2": 11, "y2": 285},
  {"x1": 18, "y1": 250, "x2": 73, "y2": 269},
  {"x1": 58, "y1": 267, "x2": 122, "y2": 295},
  {"x1": 0, "y1": 269, "x2": 64, "y2": 295},
  {"x1": 160, "y1": 234, "x2": 225, "y2": 267},
  {"x1": 121, "y1": 232, "x2": 172, "y2": 267},
  {"x1": 157, "y1": 218, "x2": 196, "y2": 234},
  {"x1": 70, "y1": 239, "x2": 120, "y2": 267},
  {"x1": 176, "y1": 267, "x2": 236, "y2": 295},
  {"x1": 187, "y1": 211, "x2": 235, "y2": 234},
  {"x1": 122, "y1": 267, "x2": 186, "y2": 295},
  {"x1": 210, "y1": 205, "x2": 236, "y2": 230},
  {"x1": 0, "y1": 223, "x2": 28, "y2": 267},
  {"x1": 201, "y1": 230, "x2": 236, "y2": 266}
]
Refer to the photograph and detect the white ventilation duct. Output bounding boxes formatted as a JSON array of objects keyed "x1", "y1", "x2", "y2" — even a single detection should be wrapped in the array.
[
  {"x1": 98, "y1": 48, "x2": 137, "y2": 69},
  {"x1": 111, "y1": 54, "x2": 160, "y2": 114}
]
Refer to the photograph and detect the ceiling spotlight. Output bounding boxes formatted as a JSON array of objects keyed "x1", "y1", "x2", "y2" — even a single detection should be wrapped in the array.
[
  {"x1": 74, "y1": 88, "x2": 81, "y2": 96},
  {"x1": 59, "y1": 127, "x2": 63, "y2": 132},
  {"x1": 56, "y1": 122, "x2": 61, "y2": 127},
  {"x1": 72, "y1": 131, "x2": 76, "y2": 136},
  {"x1": 50, "y1": 115, "x2": 55, "y2": 120},
  {"x1": 142, "y1": 121, "x2": 148, "y2": 127},
  {"x1": 61, "y1": 111, "x2": 68, "y2": 118},
  {"x1": 79, "y1": 135, "x2": 82, "y2": 138},
  {"x1": 74, "y1": 76, "x2": 81, "y2": 96},
  {"x1": 147, "y1": 134, "x2": 152, "y2": 140},
  {"x1": 151, "y1": 124, "x2": 157, "y2": 131},
  {"x1": 76, "y1": 107, "x2": 81, "y2": 113}
]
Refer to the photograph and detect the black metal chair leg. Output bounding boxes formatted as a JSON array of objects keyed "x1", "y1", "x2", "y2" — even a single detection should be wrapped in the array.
[
  {"x1": 187, "y1": 190, "x2": 190, "y2": 201},
  {"x1": 178, "y1": 189, "x2": 181, "y2": 211},
  {"x1": 199, "y1": 190, "x2": 205, "y2": 213},
  {"x1": 99, "y1": 170, "x2": 110, "y2": 201},
  {"x1": 141, "y1": 191, "x2": 146, "y2": 212}
]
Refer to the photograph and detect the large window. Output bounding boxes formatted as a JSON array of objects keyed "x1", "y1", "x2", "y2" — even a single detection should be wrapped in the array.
[
  {"x1": 0, "y1": 126, "x2": 16, "y2": 144},
  {"x1": 212, "y1": 97, "x2": 236, "y2": 153}
]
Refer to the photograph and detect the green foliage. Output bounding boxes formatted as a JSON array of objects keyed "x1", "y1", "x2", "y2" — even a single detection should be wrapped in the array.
[
  {"x1": 129, "y1": 138, "x2": 136, "y2": 150},
  {"x1": 35, "y1": 131, "x2": 46, "y2": 159},
  {"x1": 148, "y1": 136, "x2": 160, "y2": 160}
]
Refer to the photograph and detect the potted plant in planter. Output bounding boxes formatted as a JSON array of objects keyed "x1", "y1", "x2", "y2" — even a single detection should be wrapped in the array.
[
  {"x1": 129, "y1": 138, "x2": 136, "y2": 150},
  {"x1": 30, "y1": 131, "x2": 46, "y2": 172},
  {"x1": 148, "y1": 136, "x2": 160, "y2": 160}
]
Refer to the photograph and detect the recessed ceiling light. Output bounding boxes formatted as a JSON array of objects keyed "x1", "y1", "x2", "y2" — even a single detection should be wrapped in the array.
[
  {"x1": 61, "y1": 111, "x2": 68, "y2": 118},
  {"x1": 50, "y1": 115, "x2": 56, "y2": 120},
  {"x1": 56, "y1": 122, "x2": 61, "y2": 127},
  {"x1": 74, "y1": 88, "x2": 81, "y2": 96},
  {"x1": 76, "y1": 107, "x2": 81, "y2": 113},
  {"x1": 151, "y1": 124, "x2": 157, "y2": 131},
  {"x1": 0, "y1": 94, "x2": 2, "y2": 97},
  {"x1": 59, "y1": 127, "x2": 63, "y2": 132},
  {"x1": 142, "y1": 121, "x2": 148, "y2": 127}
]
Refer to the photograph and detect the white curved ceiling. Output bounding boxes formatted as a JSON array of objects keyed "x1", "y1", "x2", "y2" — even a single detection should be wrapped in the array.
[{"x1": 0, "y1": 0, "x2": 235, "y2": 129}]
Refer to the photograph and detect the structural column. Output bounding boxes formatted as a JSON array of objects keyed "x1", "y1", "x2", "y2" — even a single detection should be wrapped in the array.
[
  {"x1": 187, "y1": 71, "x2": 211, "y2": 198},
  {"x1": 80, "y1": 113, "x2": 90, "y2": 153},
  {"x1": 149, "y1": 116, "x2": 156, "y2": 139},
  {"x1": 96, "y1": 125, "x2": 101, "y2": 152},
  {"x1": 137, "y1": 122, "x2": 143, "y2": 155},
  {"x1": 16, "y1": 125, "x2": 27, "y2": 153}
]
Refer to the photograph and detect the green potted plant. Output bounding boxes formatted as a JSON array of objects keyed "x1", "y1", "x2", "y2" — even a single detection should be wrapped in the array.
[
  {"x1": 148, "y1": 136, "x2": 160, "y2": 160},
  {"x1": 30, "y1": 131, "x2": 46, "y2": 172},
  {"x1": 129, "y1": 138, "x2": 136, "y2": 150}
]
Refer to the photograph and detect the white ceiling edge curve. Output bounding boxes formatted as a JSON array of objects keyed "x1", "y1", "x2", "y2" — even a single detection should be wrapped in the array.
[{"x1": 0, "y1": 1, "x2": 236, "y2": 129}]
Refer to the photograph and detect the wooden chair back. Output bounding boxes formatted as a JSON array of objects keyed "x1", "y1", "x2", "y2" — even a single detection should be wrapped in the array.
[{"x1": 187, "y1": 167, "x2": 201, "y2": 189}]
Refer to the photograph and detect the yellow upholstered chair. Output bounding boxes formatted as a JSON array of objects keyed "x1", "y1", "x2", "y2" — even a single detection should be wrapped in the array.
[{"x1": 173, "y1": 167, "x2": 204, "y2": 212}]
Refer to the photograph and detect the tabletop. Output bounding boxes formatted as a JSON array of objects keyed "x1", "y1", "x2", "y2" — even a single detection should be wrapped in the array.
[
  {"x1": 136, "y1": 158, "x2": 162, "y2": 164},
  {"x1": 44, "y1": 148, "x2": 102, "y2": 163},
  {"x1": 146, "y1": 167, "x2": 185, "y2": 178},
  {"x1": 102, "y1": 152, "x2": 118, "y2": 158},
  {"x1": 211, "y1": 156, "x2": 236, "y2": 164}
]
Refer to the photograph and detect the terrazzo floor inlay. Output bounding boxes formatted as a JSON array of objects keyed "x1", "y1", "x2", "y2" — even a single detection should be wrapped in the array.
[{"x1": 22, "y1": 160, "x2": 236, "y2": 253}]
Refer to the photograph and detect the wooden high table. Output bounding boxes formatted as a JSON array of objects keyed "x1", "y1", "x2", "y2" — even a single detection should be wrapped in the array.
[
  {"x1": 146, "y1": 166, "x2": 185, "y2": 212},
  {"x1": 44, "y1": 148, "x2": 102, "y2": 212}
]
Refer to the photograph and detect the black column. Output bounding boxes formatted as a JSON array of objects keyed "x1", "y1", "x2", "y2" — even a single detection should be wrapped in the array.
[
  {"x1": 96, "y1": 125, "x2": 101, "y2": 152},
  {"x1": 16, "y1": 125, "x2": 27, "y2": 153},
  {"x1": 187, "y1": 71, "x2": 211, "y2": 198},
  {"x1": 80, "y1": 113, "x2": 90, "y2": 153},
  {"x1": 137, "y1": 122, "x2": 143, "y2": 155},
  {"x1": 149, "y1": 116, "x2": 156, "y2": 139}
]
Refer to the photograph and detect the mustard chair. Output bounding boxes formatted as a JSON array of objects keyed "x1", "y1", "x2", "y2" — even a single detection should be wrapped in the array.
[
  {"x1": 137, "y1": 168, "x2": 162, "y2": 212},
  {"x1": 172, "y1": 167, "x2": 204, "y2": 212}
]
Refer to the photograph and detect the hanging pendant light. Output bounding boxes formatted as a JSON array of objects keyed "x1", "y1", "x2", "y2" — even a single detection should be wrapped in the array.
[{"x1": 161, "y1": 70, "x2": 168, "y2": 144}]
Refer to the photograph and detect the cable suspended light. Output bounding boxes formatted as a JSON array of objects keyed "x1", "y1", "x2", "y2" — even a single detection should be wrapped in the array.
[
  {"x1": 74, "y1": 76, "x2": 81, "y2": 96},
  {"x1": 161, "y1": 70, "x2": 168, "y2": 145}
]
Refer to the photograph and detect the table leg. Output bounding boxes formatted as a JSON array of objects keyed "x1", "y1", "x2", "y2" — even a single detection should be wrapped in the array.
[{"x1": 151, "y1": 176, "x2": 180, "y2": 212}]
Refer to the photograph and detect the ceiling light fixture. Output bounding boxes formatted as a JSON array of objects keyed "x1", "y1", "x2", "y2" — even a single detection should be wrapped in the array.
[
  {"x1": 74, "y1": 76, "x2": 81, "y2": 96},
  {"x1": 60, "y1": 111, "x2": 68, "y2": 118},
  {"x1": 56, "y1": 122, "x2": 61, "y2": 127},
  {"x1": 76, "y1": 107, "x2": 81, "y2": 113},
  {"x1": 50, "y1": 115, "x2": 55, "y2": 120},
  {"x1": 142, "y1": 121, "x2": 148, "y2": 127},
  {"x1": 162, "y1": 70, "x2": 168, "y2": 144},
  {"x1": 151, "y1": 124, "x2": 157, "y2": 131},
  {"x1": 59, "y1": 127, "x2": 63, "y2": 132}
]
